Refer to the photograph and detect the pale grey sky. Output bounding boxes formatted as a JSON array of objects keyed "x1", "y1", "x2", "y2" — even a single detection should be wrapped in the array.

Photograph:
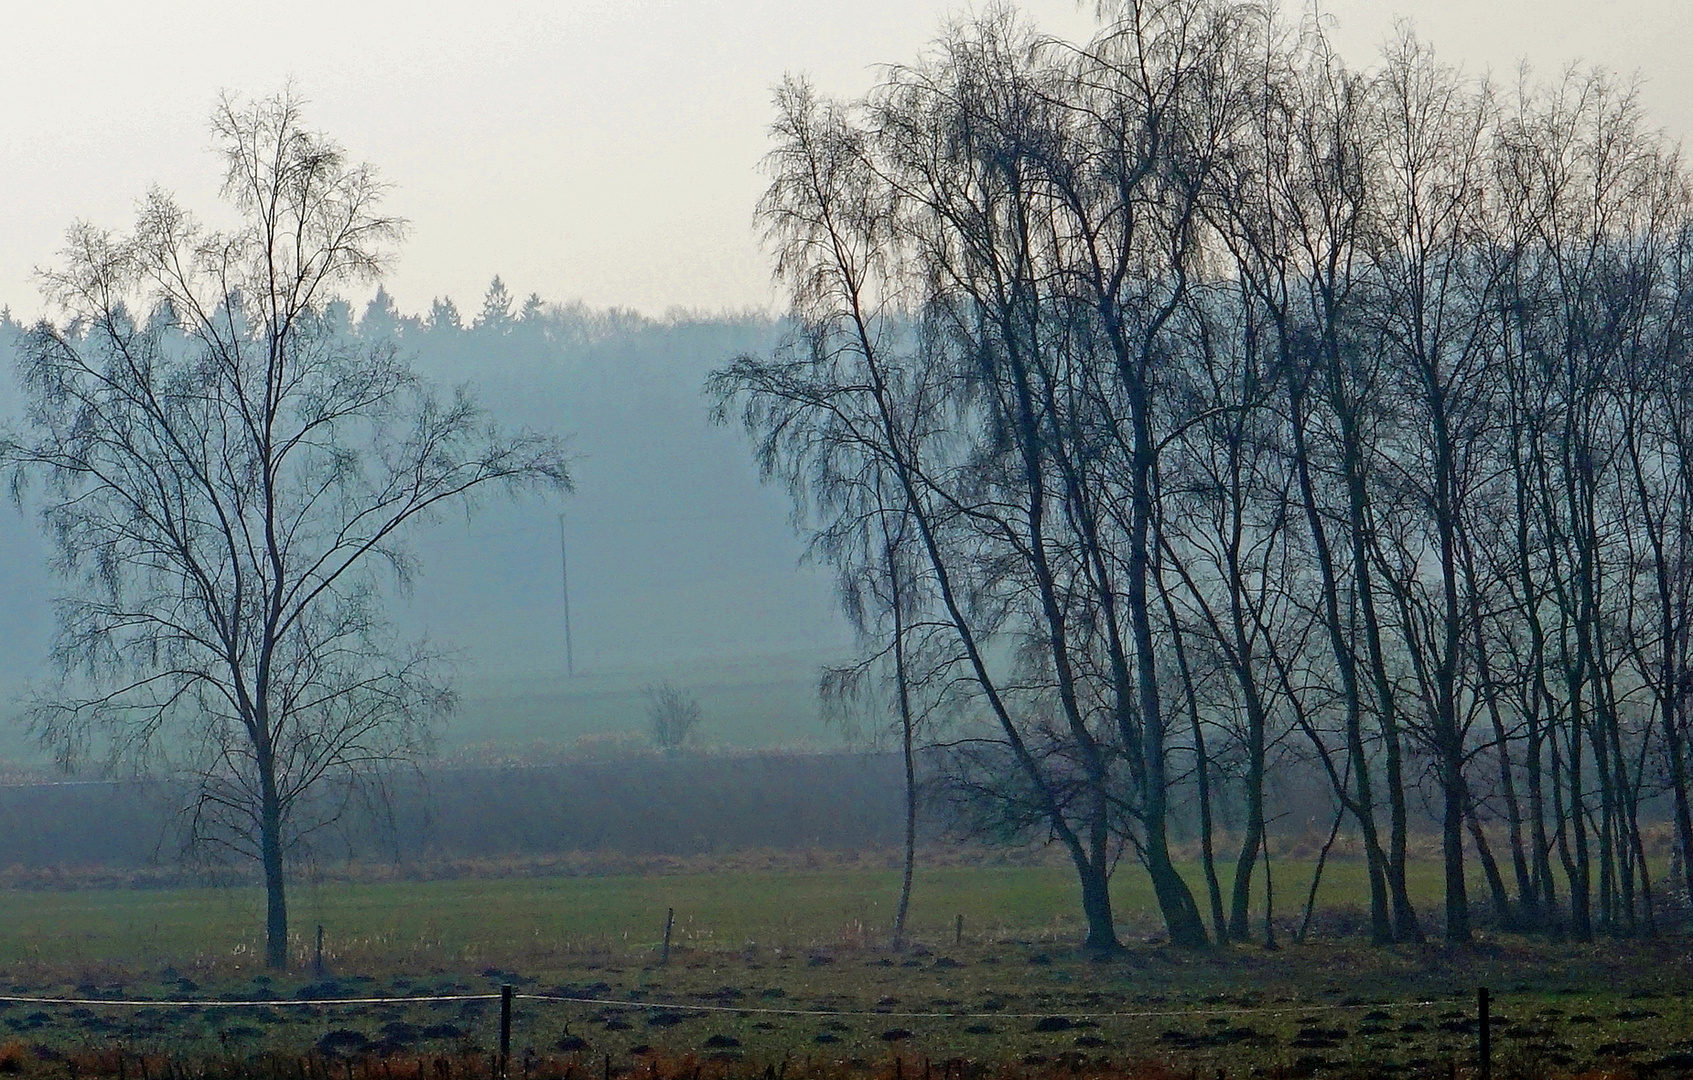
[{"x1": 1, "y1": 0, "x2": 1688, "y2": 322}]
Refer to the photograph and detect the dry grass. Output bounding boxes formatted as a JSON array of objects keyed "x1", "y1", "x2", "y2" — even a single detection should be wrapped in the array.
[{"x1": 0, "y1": 862, "x2": 1689, "y2": 1080}]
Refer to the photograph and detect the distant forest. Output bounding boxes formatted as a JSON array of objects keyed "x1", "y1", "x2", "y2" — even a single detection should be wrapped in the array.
[{"x1": 0, "y1": 289, "x2": 854, "y2": 762}]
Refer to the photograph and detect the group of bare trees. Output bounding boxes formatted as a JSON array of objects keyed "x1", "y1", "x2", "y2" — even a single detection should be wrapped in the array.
[{"x1": 712, "y1": 0, "x2": 1693, "y2": 949}]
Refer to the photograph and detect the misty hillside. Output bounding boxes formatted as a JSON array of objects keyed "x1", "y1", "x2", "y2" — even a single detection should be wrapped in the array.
[{"x1": 0, "y1": 291, "x2": 857, "y2": 762}]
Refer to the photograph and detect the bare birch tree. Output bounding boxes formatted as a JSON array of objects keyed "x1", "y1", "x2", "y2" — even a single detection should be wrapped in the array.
[{"x1": 4, "y1": 92, "x2": 571, "y2": 970}]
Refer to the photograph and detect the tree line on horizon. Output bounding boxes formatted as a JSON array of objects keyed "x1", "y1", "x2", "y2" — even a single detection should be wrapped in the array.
[
  {"x1": 713, "y1": 0, "x2": 1693, "y2": 950},
  {"x1": 0, "y1": 274, "x2": 771, "y2": 375}
]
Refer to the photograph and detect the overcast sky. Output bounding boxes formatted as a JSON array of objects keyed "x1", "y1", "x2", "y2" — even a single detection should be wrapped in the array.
[{"x1": 1, "y1": 0, "x2": 1688, "y2": 322}]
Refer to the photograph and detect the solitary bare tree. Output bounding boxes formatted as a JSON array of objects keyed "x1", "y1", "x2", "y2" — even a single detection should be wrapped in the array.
[{"x1": 4, "y1": 91, "x2": 571, "y2": 969}]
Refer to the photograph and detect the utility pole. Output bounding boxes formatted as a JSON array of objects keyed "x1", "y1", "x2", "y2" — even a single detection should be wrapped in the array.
[{"x1": 559, "y1": 512, "x2": 575, "y2": 678}]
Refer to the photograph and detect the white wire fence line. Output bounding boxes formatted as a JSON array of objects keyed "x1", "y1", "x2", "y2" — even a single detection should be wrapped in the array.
[
  {"x1": 0, "y1": 991, "x2": 1454, "y2": 1021},
  {"x1": 0, "y1": 994, "x2": 497, "y2": 1008},
  {"x1": 526, "y1": 994, "x2": 1449, "y2": 1022}
]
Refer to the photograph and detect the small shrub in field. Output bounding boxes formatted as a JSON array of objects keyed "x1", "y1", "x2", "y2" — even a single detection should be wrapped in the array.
[
  {"x1": 646, "y1": 682, "x2": 703, "y2": 750},
  {"x1": 0, "y1": 1042, "x2": 25, "y2": 1074}
]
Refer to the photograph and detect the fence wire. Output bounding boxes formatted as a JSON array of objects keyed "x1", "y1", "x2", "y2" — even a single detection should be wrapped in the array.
[{"x1": 0, "y1": 990, "x2": 1447, "y2": 1022}]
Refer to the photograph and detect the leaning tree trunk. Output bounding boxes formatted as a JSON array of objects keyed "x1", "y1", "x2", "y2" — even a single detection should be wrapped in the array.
[
  {"x1": 887, "y1": 539, "x2": 917, "y2": 950},
  {"x1": 1440, "y1": 755, "x2": 1471, "y2": 943},
  {"x1": 1228, "y1": 696, "x2": 1266, "y2": 943},
  {"x1": 1464, "y1": 786, "x2": 1514, "y2": 928},
  {"x1": 1180, "y1": 632, "x2": 1229, "y2": 942},
  {"x1": 1128, "y1": 410, "x2": 1208, "y2": 949},
  {"x1": 1072, "y1": 850, "x2": 1118, "y2": 951},
  {"x1": 1225, "y1": 522, "x2": 1269, "y2": 944},
  {"x1": 1663, "y1": 704, "x2": 1693, "y2": 902},
  {"x1": 1155, "y1": 577, "x2": 1228, "y2": 942},
  {"x1": 1284, "y1": 375, "x2": 1392, "y2": 945},
  {"x1": 892, "y1": 676, "x2": 918, "y2": 951}
]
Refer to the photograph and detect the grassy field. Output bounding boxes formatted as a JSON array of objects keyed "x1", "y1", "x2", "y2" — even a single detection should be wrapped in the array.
[
  {"x1": 3, "y1": 860, "x2": 1692, "y2": 1078},
  {"x1": 0, "y1": 860, "x2": 1458, "y2": 970}
]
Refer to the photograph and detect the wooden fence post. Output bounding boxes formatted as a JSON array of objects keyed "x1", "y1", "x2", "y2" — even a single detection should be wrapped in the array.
[
  {"x1": 500, "y1": 985, "x2": 513, "y2": 1079},
  {"x1": 661, "y1": 908, "x2": 675, "y2": 965},
  {"x1": 1478, "y1": 986, "x2": 1491, "y2": 1080}
]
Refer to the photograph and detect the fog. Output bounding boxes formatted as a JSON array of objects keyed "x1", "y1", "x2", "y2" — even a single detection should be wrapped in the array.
[
  {"x1": 5, "y1": 0, "x2": 1693, "y2": 986},
  {"x1": 2, "y1": 0, "x2": 1687, "y2": 768},
  {"x1": 0, "y1": 300, "x2": 859, "y2": 763},
  {"x1": 391, "y1": 302, "x2": 858, "y2": 751}
]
